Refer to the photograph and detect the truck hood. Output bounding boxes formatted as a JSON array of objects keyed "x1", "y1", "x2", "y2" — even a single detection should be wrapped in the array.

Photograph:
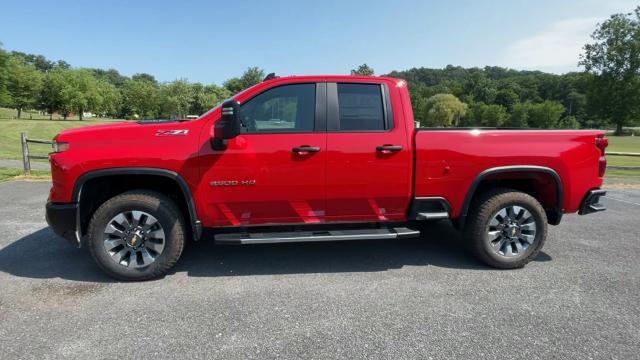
[
  {"x1": 56, "y1": 121, "x2": 138, "y2": 139},
  {"x1": 55, "y1": 120, "x2": 190, "y2": 141}
]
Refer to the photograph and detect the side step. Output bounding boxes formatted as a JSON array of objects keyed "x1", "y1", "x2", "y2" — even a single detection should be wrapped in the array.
[
  {"x1": 416, "y1": 212, "x2": 449, "y2": 220},
  {"x1": 214, "y1": 227, "x2": 420, "y2": 245}
]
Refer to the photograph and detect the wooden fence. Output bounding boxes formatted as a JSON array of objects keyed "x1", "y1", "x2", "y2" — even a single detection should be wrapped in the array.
[{"x1": 20, "y1": 132, "x2": 54, "y2": 175}]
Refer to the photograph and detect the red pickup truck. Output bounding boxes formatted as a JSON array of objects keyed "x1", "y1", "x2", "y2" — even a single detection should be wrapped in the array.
[{"x1": 46, "y1": 75, "x2": 608, "y2": 280}]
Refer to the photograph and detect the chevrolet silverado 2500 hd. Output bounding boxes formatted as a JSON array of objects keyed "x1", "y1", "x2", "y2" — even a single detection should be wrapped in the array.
[{"x1": 45, "y1": 75, "x2": 608, "y2": 280}]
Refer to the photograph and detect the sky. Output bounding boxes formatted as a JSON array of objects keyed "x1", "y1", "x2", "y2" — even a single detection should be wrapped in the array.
[{"x1": 1, "y1": 0, "x2": 638, "y2": 84}]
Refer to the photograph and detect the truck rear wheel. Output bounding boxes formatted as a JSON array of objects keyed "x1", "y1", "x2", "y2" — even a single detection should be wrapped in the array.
[
  {"x1": 87, "y1": 190, "x2": 186, "y2": 281},
  {"x1": 464, "y1": 188, "x2": 548, "y2": 269}
]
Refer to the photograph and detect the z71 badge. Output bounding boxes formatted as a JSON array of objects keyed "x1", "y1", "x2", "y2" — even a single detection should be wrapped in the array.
[{"x1": 156, "y1": 129, "x2": 189, "y2": 136}]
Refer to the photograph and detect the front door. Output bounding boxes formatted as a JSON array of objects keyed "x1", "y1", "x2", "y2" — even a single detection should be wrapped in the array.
[
  {"x1": 325, "y1": 82, "x2": 411, "y2": 222},
  {"x1": 200, "y1": 82, "x2": 327, "y2": 227}
]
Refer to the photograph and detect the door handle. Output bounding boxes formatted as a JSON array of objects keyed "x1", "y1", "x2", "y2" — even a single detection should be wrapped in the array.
[
  {"x1": 376, "y1": 145, "x2": 403, "y2": 152},
  {"x1": 292, "y1": 145, "x2": 321, "y2": 154}
]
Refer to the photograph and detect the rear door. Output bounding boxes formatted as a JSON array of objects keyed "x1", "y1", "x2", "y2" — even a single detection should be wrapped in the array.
[
  {"x1": 325, "y1": 82, "x2": 411, "y2": 222},
  {"x1": 200, "y1": 82, "x2": 327, "y2": 226}
]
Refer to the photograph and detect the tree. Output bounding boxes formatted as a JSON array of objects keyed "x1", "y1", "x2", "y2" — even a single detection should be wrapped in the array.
[
  {"x1": 0, "y1": 44, "x2": 10, "y2": 106},
  {"x1": 463, "y1": 71, "x2": 497, "y2": 103},
  {"x1": 527, "y1": 101, "x2": 565, "y2": 128},
  {"x1": 60, "y1": 69, "x2": 101, "y2": 120},
  {"x1": 223, "y1": 77, "x2": 244, "y2": 93},
  {"x1": 40, "y1": 67, "x2": 69, "y2": 119},
  {"x1": 240, "y1": 67, "x2": 264, "y2": 88},
  {"x1": 505, "y1": 102, "x2": 531, "y2": 127},
  {"x1": 351, "y1": 63, "x2": 375, "y2": 76},
  {"x1": 132, "y1": 73, "x2": 157, "y2": 85},
  {"x1": 10, "y1": 51, "x2": 54, "y2": 72},
  {"x1": 121, "y1": 77, "x2": 159, "y2": 119},
  {"x1": 6, "y1": 56, "x2": 43, "y2": 118},
  {"x1": 91, "y1": 68, "x2": 128, "y2": 87},
  {"x1": 96, "y1": 80, "x2": 121, "y2": 117},
  {"x1": 223, "y1": 67, "x2": 265, "y2": 94},
  {"x1": 160, "y1": 79, "x2": 191, "y2": 119},
  {"x1": 464, "y1": 102, "x2": 508, "y2": 127},
  {"x1": 55, "y1": 60, "x2": 71, "y2": 69},
  {"x1": 580, "y1": 7, "x2": 640, "y2": 134},
  {"x1": 420, "y1": 93, "x2": 468, "y2": 127},
  {"x1": 494, "y1": 88, "x2": 519, "y2": 111},
  {"x1": 205, "y1": 84, "x2": 231, "y2": 107},
  {"x1": 558, "y1": 115, "x2": 581, "y2": 129},
  {"x1": 189, "y1": 83, "x2": 231, "y2": 115},
  {"x1": 478, "y1": 104, "x2": 508, "y2": 127}
]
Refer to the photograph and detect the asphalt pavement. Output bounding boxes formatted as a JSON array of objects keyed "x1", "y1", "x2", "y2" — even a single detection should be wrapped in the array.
[{"x1": 0, "y1": 181, "x2": 638, "y2": 359}]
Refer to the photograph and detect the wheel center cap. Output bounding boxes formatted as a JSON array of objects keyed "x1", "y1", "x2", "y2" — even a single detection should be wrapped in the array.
[
  {"x1": 127, "y1": 229, "x2": 144, "y2": 247},
  {"x1": 506, "y1": 225, "x2": 519, "y2": 238}
]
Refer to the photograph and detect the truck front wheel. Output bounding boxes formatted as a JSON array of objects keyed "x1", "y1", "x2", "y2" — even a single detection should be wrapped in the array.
[
  {"x1": 87, "y1": 190, "x2": 186, "y2": 281},
  {"x1": 464, "y1": 188, "x2": 548, "y2": 269}
]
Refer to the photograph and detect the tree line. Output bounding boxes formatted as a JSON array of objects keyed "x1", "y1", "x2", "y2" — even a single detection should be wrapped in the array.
[
  {"x1": 0, "y1": 7, "x2": 638, "y2": 132},
  {"x1": 0, "y1": 48, "x2": 266, "y2": 120}
]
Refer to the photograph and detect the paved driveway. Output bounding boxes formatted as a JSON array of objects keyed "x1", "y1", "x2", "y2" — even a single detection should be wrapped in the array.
[{"x1": 0, "y1": 181, "x2": 638, "y2": 359}]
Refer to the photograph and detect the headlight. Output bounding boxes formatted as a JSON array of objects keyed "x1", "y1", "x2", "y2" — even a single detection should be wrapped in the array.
[{"x1": 51, "y1": 141, "x2": 70, "y2": 153}]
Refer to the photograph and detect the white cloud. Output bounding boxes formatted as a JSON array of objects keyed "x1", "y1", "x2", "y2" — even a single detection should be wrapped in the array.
[{"x1": 500, "y1": 17, "x2": 601, "y2": 73}]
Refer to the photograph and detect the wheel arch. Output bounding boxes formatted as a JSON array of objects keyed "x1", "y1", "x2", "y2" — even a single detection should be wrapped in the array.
[
  {"x1": 73, "y1": 167, "x2": 202, "y2": 242},
  {"x1": 458, "y1": 166, "x2": 564, "y2": 228}
]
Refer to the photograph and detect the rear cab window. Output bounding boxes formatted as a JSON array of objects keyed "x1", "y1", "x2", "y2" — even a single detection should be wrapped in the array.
[
  {"x1": 327, "y1": 82, "x2": 393, "y2": 132},
  {"x1": 337, "y1": 84, "x2": 386, "y2": 131}
]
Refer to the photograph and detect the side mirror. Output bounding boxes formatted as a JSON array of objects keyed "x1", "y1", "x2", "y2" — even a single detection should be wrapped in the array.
[{"x1": 212, "y1": 100, "x2": 241, "y2": 150}]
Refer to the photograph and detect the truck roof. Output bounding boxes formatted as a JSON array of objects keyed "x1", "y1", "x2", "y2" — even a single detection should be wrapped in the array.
[{"x1": 261, "y1": 75, "x2": 403, "y2": 83}]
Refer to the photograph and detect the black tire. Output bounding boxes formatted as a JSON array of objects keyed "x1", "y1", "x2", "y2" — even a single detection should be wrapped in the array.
[
  {"x1": 87, "y1": 190, "x2": 186, "y2": 281},
  {"x1": 464, "y1": 188, "x2": 548, "y2": 269}
]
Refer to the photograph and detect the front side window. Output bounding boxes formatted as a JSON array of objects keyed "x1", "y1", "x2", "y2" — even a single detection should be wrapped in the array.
[
  {"x1": 337, "y1": 83, "x2": 385, "y2": 131},
  {"x1": 240, "y1": 83, "x2": 316, "y2": 133}
]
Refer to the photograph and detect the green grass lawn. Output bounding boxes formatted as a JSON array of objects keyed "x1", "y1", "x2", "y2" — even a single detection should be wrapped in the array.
[
  {"x1": 0, "y1": 167, "x2": 51, "y2": 182},
  {"x1": 607, "y1": 135, "x2": 640, "y2": 152},
  {"x1": 606, "y1": 136, "x2": 640, "y2": 178},
  {"x1": 0, "y1": 116, "x2": 114, "y2": 160}
]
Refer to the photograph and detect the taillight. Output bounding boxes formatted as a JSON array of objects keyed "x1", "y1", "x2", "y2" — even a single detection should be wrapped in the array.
[
  {"x1": 595, "y1": 136, "x2": 608, "y2": 152},
  {"x1": 596, "y1": 135, "x2": 608, "y2": 177}
]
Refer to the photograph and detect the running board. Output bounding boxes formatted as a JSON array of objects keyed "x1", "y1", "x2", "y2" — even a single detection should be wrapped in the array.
[
  {"x1": 416, "y1": 212, "x2": 449, "y2": 220},
  {"x1": 214, "y1": 227, "x2": 420, "y2": 245}
]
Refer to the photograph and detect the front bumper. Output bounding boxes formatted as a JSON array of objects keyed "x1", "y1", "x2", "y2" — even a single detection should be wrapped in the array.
[
  {"x1": 45, "y1": 202, "x2": 80, "y2": 247},
  {"x1": 579, "y1": 189, "x2": 606, "y2": 215}
]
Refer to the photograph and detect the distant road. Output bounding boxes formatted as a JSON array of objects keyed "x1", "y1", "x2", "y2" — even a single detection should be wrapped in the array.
[{"x1": 0, "y1": 159, "x2": 49, "y2": 171}]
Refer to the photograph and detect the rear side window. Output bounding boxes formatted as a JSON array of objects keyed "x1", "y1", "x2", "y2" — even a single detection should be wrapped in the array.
[
  {"x1": 240, "y1": 83, "x2": 316, "y2": 133},
  {"x1": 337, "y1": 83, "x2": 385, "y2": 131}
]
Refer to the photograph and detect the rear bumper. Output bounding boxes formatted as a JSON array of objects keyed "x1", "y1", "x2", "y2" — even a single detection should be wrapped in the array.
[
  {"x1": 45, "y1": 202, "x2": 80, "y2": 247},
  {"x1": 579, "y1": 189, "x2": 606, "y2": 215}
]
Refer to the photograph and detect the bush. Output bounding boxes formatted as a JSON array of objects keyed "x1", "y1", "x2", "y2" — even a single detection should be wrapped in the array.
[
  {"x1": 557, "y1": 115, "x2": 581, "y2": 129},
  {"x1": 504, "y1": 103, "x2": 530, "y2": 127},
  {"x1": 527, "y1": 101, "x2": 565, "y2": 128},
  {"x1": 466, "y1": 102, "x2": 508, "y2": 127},
  {"x1": 420, "y1": 93, "x2": 468, "y2": 127}
]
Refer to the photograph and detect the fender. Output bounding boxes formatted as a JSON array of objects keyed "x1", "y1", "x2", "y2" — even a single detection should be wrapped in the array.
[
  {"x1": 458, "y1": 165, "x2": 564, "y2": 228},
  {"x1": 73, "y1": 167, "x2": 202, "y2": 241}
]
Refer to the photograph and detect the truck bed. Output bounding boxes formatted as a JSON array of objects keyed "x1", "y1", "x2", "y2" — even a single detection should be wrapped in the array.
[{"x1": 413, "y1": 129, "x2": 605, "y2": 218}]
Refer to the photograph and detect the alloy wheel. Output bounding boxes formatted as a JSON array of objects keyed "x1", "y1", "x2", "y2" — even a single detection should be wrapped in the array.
[
  {"x1": 103, "y1": 210, "x2": 165, "y2": 268},
  {"x1": 486, "y1": 205, "x2": 537, "y2": 257}
]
